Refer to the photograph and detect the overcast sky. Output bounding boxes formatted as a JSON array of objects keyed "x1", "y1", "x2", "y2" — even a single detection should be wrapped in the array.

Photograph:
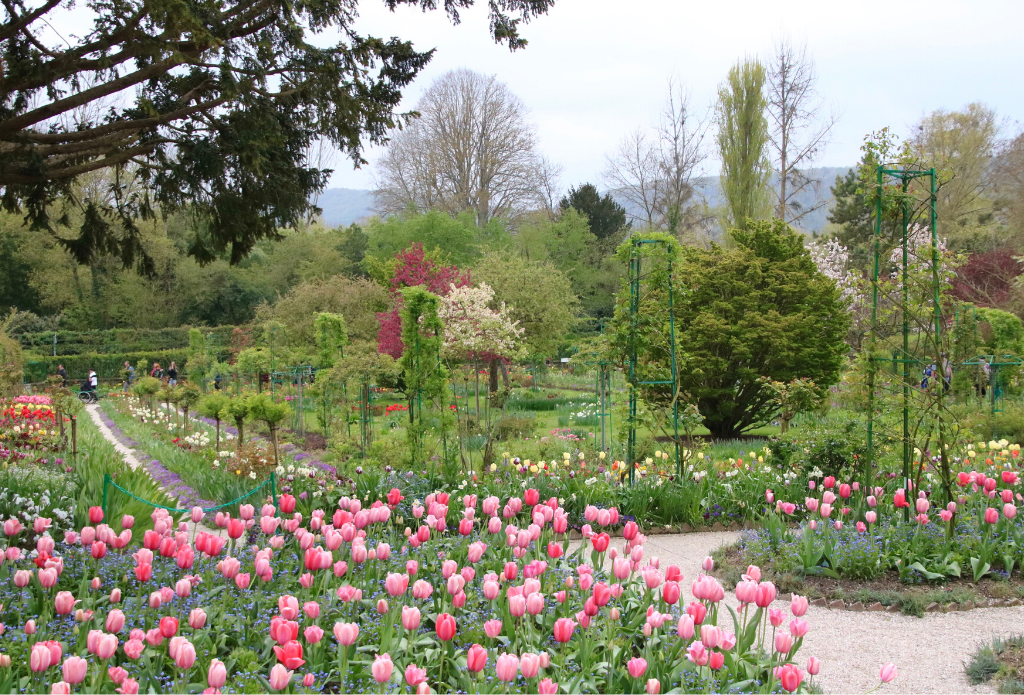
[{"x1": 320, "y1": 0, "x2": 1023, "y2": 192}]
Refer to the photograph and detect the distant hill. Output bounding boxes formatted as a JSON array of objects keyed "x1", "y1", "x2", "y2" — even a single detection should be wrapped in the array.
[
  {"x1": 315, "y1": 188, "x2": 375, "y2": 227},
  {"x1": 611, "y1": 166, "x2": 852, "y2": 235},
  {"x1": 314, "y1": 166, "x2": 853, "y2": 232}
]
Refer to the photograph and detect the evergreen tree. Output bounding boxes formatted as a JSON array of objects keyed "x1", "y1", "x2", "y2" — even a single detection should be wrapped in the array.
[{"x1": 559, "y1": 183, "x2": 629, "y2": 240}]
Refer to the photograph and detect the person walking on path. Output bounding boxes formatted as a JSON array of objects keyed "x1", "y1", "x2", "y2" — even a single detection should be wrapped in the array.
[
  {"x1": 122, "y1": 361, "x2": 135, "y2": 392},
  {"x1": 57, "y1": 364, "x2": 68, "y2": 388}
]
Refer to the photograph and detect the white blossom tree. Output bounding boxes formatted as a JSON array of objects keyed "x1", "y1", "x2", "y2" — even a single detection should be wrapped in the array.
[{"x1": 439, "y1": 283, "x2": 525, "y2": 361}]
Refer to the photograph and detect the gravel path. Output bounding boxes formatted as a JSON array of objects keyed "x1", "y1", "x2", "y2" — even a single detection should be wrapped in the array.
[{"x1": 596, "y1": 531, "x2": 1013, "y2": 694}]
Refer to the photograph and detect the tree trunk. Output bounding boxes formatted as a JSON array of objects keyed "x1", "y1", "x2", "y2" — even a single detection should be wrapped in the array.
[
  {"x1": 183, "y1": 406, "x2": 189, "y2": 437},
  {"x1": 489, "y1": 358, "x2": 499, "y2": 393},
  {"x1": 235, "y1": 419, "x2": 245, "y2": 450},
  {"x1": 779, "y1": 417, "x2": 790, "y2": 434},
  {"x1": 500, "y1": 360, "x2": 510, "y2": 389}
]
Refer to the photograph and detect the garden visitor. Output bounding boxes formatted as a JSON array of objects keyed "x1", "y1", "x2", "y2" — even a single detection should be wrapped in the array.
[
  {"x1": 84, "y1": 369, "x2": 98, "y2": 392},
  {"x1": 151, "y1": 363, "x2": 163, "y2": 379},
  {"x1": 167, "y1": 361, "x2": 178, "y2": 385},
  {"x1": 214, "y1": 373, "x2": 223, "y2": 390},
  {"x1": 942, "y1": 353, "x2": 952, "y2": 391},
  {"x1": 122, "y1": 361, "x2": 135, "y2": 392},
  {"x1": 920, "y1": 364, "x2": 932, "y2": 389},
  {"x1": 57, "y1": 364, "x2": 68, "y2": 387}
]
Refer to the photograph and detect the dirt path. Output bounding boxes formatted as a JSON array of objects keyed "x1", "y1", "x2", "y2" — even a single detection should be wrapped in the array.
[{"x1": 600, "y1": 530, "x2": 1009, "y2": 694}]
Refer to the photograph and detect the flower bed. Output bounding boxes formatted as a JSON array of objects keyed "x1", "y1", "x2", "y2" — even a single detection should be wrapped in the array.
[{"x1": 0, "y1": 481, "x2": 900, "y2": 694}]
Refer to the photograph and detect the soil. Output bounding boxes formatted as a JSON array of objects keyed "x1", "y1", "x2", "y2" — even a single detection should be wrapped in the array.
[
  {"x1": 716, "y1": 542, "x2": 1024, "y2": 604},
  {"x1": 284, "y1": 431, "x2": 328, "y2": 451}
]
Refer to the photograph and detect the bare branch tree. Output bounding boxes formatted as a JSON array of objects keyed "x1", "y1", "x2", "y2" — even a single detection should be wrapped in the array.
[
  {"x1": 373, "y1": 69, "x2": 547, "y2": 224},
  {"x1": 531, "y1": 155, "x2": 564, "y2": 213},
  {"x1": 603, "y1": 128, "x2": 661, "y2": 228},
  {"x1": 657, "y1": 78, "x2": 711, "y2": 235},
  {"x1": 766, "y1": 37, "x2": 840, "y2": 224},
  {"x1": 604, "y1": 79, "x2": 710, "y2": 234}
]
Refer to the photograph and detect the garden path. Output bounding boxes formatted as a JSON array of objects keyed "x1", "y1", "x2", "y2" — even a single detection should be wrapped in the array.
[
  {"x1": 618, "y1": 531, "x2": 1012, "y2": 694},
  {"x1": 85, "y1": 404, "x2": 224, "y2": 536}
]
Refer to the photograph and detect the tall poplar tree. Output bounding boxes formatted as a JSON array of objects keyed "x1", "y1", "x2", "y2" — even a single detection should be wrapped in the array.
[{"x1": 716, "y1": 59, "x2": 771, "y2": 232}]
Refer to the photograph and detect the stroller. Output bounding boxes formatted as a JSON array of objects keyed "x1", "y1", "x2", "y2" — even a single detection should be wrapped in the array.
[{"x1": 78, "y1": 378, "x2": 99, "y2": 404}]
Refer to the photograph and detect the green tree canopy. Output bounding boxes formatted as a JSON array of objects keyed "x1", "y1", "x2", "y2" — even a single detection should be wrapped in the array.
[
  {"x1": 559, "y1": 183, "x2": 629, "y2": 240},
  {"x1": 610, "y1": 221, "x2": 849, "y2": 438},
  {"x1": 363, "y1": 209, "x2": 508, "y2": 268},
  {"x1": 472, "y1": 250, "x2": 580, "y2": 356},
  {"x1": 0, "y1": 0, "x2": 554, "y2": 271}
]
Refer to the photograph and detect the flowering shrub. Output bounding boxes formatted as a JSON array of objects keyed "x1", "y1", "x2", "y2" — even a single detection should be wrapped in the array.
[{"x1": 0, "y1": 485, "x2": 897, "y2": 695}]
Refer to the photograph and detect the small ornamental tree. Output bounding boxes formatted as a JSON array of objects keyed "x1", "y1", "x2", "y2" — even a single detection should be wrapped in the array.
[
  {"x1": 439, "y1": 283, "x2": 525, "y2": 362},
  {"x1": 399, "y1": 286, "x2": 450, "y2": 466},
  {"x1": 178, "y1": 383, "x2": 202, "y2": 437},
  {"x1": 439, "y1": 282, "x2": 525, "y2": 467},
  {"x1": 759, "y1": 377, "x2": 822, "y2": 434},
  {"x1": 377, "y1": 243, "x2": 471, "y2": 358},
  {"x1": 198, "y1": 393, "x2": 231, "y2": 451},
  {"x1": 225, "y1": 397, "x2": 250, "y2": 450},
  {"x1": 248, "y1": 394, "x2": 289, "y2": 467}
]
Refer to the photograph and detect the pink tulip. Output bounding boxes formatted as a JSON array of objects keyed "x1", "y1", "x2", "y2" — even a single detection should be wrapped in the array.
[
  {"x1": 539, "y1": 678, "x2": 559, "y2": 694},
  {"x1": 790, "y1": 618, "x2": 809, "y2": 638},
  {"x1": 55, "y1": 591, "x2": 77, "y2": 616},
  {"x1": 189, "y1": 608, "x2": 207, "y2": 630},
  {"x1": 124, "y1": 639, "x2": 145, "y2": 660},
  {"x1": 402, "y1": 606, "x2": 421, "y2": 631},
  {"x1": 985, "y1": 507, "x2": 999, "y2": 524},
  {"x1": 807, "y1": 656, "x2": 821, "y2": 675},
  {"x1": 62, "y1": 655, "x2": 88, "y2": 684},
  {"x1": 775, "y1": 632, "x2": 793, "y2": 654},
  {"x1": 791, "y1": 594, "x2": 808, "y2": 617},
  {"x1": 268, "y1": 664, "x2": 292, "y2": 691},
  {"x1": 627, "y1": 657, "x2": 648, "y2": 679},
  {"x1": 117, "y1": 678, "x2": 140, "y2": 695},
  {"x1": 405, "y1": 663, "x2": 427, "y2": 687},
  {"x1": 333, "y1": 622, "x2": 359, "y2": 646},
  {"x1": 521, "y1": 652, "x2": 541, "y2": 678},
  {"x1": 880, "y1": 663, "x2": 897, "y2": 683},
  {"x1": 97, "y1": 633, "x2": 119, "y2": 660},
  {"x1": 776, "y1": 664, "x2": 803, "y2": 692},
  {"x1": 105, "y1": 609, "x2": 125, "y2": 633},
  {"x1": 304, "y1": 626, "x2": 324, "y2": 644},
  {"x1": 208, "y1": 659, "x2": 227, "y2": 689},
  {"x1": 371, "y1": 653, "x2": 393, "y2": 683},
  {"x1": 496, "y1": 653, "x2": 519, "y2": 682}
]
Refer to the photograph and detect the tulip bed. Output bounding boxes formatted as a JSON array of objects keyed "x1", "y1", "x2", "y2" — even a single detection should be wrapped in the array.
[
  {"x1": 0, "y1": 478, "x2": 892, "y2": 695},
  {"x1": 728, "y1": 462, "x2": 1024, "y2": 592}
]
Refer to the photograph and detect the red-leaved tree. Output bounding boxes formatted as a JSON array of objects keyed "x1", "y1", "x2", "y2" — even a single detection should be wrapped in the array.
[
  {"x1": 377, "y1": 244, "x2": 471, "y2": 357},
  {"x1": 951, "y1": 250, "x2": 1022, "y2": 309}
]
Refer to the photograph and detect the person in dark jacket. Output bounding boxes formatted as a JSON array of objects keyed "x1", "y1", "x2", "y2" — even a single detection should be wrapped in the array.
[{"x1": 57, "y1": 364, "x2": 68, "y2": 387}]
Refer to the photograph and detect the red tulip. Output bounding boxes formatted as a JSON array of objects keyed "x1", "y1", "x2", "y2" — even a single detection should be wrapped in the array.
[
  {"x1": 89, "y1": 507, "x2": 104, "y2": 524},
  {"x1": 133, "y1": 563, "x2": 153, "y2": 583},
  {"x1": 776, "y1": 664, "x2": 803, "y2": 692},
  {"x1": 159, "y1": 617, "x2": 178, "y2": 639}
]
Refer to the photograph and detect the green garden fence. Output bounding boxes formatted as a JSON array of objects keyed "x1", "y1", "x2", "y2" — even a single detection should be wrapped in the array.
[{"x1": 102, "y1": 472, "x2": 278, "y2": 520}]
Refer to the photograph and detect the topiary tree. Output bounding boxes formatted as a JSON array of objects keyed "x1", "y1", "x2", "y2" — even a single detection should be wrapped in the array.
[
  {"x1": 224, "y1": 397, "x2": 250, "y2": 450},
  {"x1": 248, "y1": 394, "x2": 290, "y2": 467},
  {"x1": 177, "y1": 382, "x2": 202, "y2": 437},
  {"x1": 134, "y1": 376, "x2": 161, "y2": 412},
  {"x1": 236, "y1": 348, "x2": 273, "y2": 392},
  {"x1": 198, "y1": 393, "x2": 231, "y2": 451}
]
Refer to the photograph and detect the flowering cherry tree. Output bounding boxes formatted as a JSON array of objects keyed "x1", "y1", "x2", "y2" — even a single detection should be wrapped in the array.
[{"x1": 438, "y1": 283, "x2": 525, "y2": 362}]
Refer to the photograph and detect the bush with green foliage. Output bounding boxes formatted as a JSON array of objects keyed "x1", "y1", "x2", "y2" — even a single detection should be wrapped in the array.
[{"x1": 609, "y1": 223, "x2": 850, "y2": 438}]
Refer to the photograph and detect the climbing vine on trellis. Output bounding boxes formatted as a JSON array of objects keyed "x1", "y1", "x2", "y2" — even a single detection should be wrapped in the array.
[{"x1": 399, "y1": 287, "x2": 450, "y2": 466}]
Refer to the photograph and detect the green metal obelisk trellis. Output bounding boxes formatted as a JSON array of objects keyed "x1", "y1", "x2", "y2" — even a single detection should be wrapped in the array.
[
  {"x1": 865, "y1": 166, "x2": 940, "y2": 519},
  {"x1": 626, "y1": 237, "x2": 681, "y2": 484}
]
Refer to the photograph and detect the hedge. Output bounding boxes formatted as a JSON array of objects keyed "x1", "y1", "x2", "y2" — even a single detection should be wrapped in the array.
[
  {"x1": 17, "y1": 326, "x2": 237, "y2": 357},
  {"x1": 24, "y1": 350, "x2": 192, "y2": 383}
]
